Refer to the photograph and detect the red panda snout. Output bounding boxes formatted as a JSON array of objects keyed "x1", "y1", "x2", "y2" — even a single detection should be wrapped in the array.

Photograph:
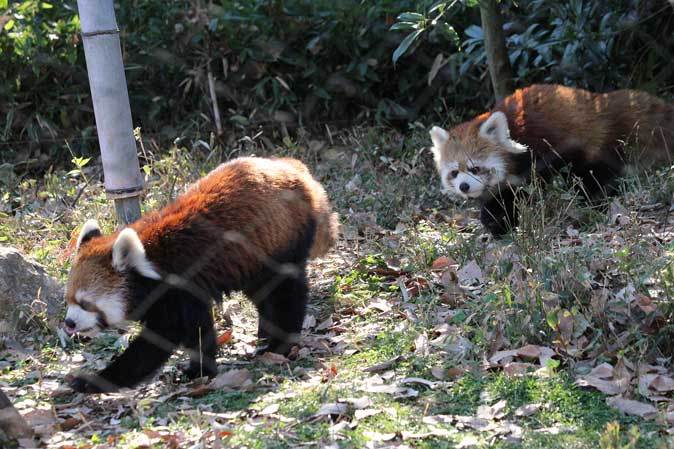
[{"x1": 64, "y1": 287, "x2": 127, "y2": 337}]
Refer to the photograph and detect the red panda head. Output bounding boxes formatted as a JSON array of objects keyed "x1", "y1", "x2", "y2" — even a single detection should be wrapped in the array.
[
  {"x1": 64, "y1": 219, "x2": 161, "y2": 337},
  {"x1": 429, "y1": 111, "x2": 528, "y2": 199}
]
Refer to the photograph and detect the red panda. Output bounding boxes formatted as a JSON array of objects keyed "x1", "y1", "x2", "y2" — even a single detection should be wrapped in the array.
[
  {"x1": 64, "y1": 157, "x2": 339, "y2": 393},
  {"x1": 429, "y1": 84, "x2": 674, "y2": 236}
]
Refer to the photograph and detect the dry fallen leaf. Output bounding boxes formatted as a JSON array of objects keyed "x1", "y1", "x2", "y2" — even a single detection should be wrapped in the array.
[
  {"x1": 666, "y1": 403, "x2": 674, "y2": 424},
  {"x1": 431, "y1": 256, "x2": 457, "y2": 271},
  {"x1": 649, "y1": 374, "x2": 674, "y2": 392},
  {"x1": 431, "y1": 366, "x2": 446, "y2": 380},
  {"x1": 533, "y1": 425, "x2": 575, "y2": 435},
  {"x1": 401, "y1": 428, "x2": 454, "y2": 440},
  {"x1": 399, "y1": 377, "x2": 436, "y2": 389},
  {"x1": 456, "y1": 435, "x2": 479, "y2": 448},
  {"x1": 363, "y1": 431, "x2": 397, "y2": 442},
  {"x1": 489, "y1": 349, "x2": 519, "y2": 365},
  {"x1": 503, "y1": 362, "x2": 535, "y2": 377},
  {"x1": 322, "y1": 363, "x2": 338, "y2": 382},
  {"x1": 446, "y1": 366, "x2": 467, "y2": 379},
  {"x1": 302, "y1": 314, "x2": 317, "y2": 329},
  {"x1": 588, "y1": 363, "x2": 614, "y2": 379},
  {"x1": 613, "y1": 357, "x2": 633, "y2": 385},
  {"x1": 635, "y1": 295, "x2": 657, "y2": 314},
  {"x1": 366, "y1": 299, "x2": 392, "y2": 313},
  {"x1": 363, "y1": 356, "x2": 403, "y2": 373},
  {"x1": 316, "y1": 316, "x2": 334, "y2": 331},
  {"x1": 457, "y1": 260, "x2": 484, "y2": 284},
  {"x1": 216, "y1": 329, "x2": 233, "y2": 346},
  {"x1": 609, "y1": 200, "x2": 631, "y2": 226},
  {"x1": 361, "y1": 383, "x2": 419, "y2": 398},
  {"x1": 576, "y1": 376, "x2": 627, "y2": 395},
  {"x1": 606, "y1": 396, "x2": 657, "y2": 418},
  {"x1": 354, "y1": 408, "x2": 381, "y2": 420},
  {"x1": 258, "y1": 403, "x2": 280, "y2": 416},
  {"x1": 58, "y1": 416, "x2": 82, "y2": 431},
  {"x1": 258, "y1": 352, "x2": 290, "y2": 365},
  {"x1": 208, "y1": 368, "x2": 252, "y2": 390},
  {"x1": 339, "y1": 397, "x2": 373, "y2": 409},
  {"x1": 454, "y1": 415, "x2": 492, "y2": 431},
  {"x1": 477, "y1": 399, "x2": 507, "y2": 420},
  {"x1": 22, "y1": 407, "x2": 57, "y2": 437},
  {"x1": 516, "y1": 345, "x2": 555, "y2": 366},
  {"x1": 414, "y1": 333, "x2": 429, "y2": 356},
  {"x1": 313, "y1": 403, "x2": 349, "y2": 419},
  {"x1": 514, "y1": 403, "x2": 542, "y2": 417}
]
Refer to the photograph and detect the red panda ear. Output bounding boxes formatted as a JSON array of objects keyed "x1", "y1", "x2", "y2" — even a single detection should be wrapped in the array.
[
  {"x1": 429, "y1": 126, "x2": 449, "y2": 162},
  {"x1": 479, "y1": 112, "x2": 510, "y2": 144},
  {"x1": 429, "y1": 126, "x2": 449, "y2": 149},
  {"x1": 76, "y1": 219, "x2": 102, "y2": 250},
  {"x1": 112, "y1": 228, "x2": 162, "y2": 280},
  {"x1": 479, "y1": 112, "x2": 527, "y2": 153}
]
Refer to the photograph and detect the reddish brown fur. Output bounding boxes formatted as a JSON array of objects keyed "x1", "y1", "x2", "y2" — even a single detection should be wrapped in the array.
[
  {"x1": 63, "y1": 157, "x2": 338, "y2": 392},
  {"x1": 434, "y1": 84, "x2": 674, "y2": 236},
  {"x1": 68, "y1": 157, "x2": 338, "y2": 300},
  {"x1": 450, "y1": 84, "x2": 673, "y2": 166}
]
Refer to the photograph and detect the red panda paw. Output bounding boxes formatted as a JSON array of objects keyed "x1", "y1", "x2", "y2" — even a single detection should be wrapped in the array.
[
  {"x1": 180, "y1": 361, "x2": 217, "y2": 381},
  {"x1": 65, "y1": 372, "x2": 116, "y2": 394}
]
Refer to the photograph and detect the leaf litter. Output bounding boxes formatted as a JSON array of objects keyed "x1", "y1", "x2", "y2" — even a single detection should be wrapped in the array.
[{"x1": 5, "y1": 145, "x2": 674, "y2": 447}]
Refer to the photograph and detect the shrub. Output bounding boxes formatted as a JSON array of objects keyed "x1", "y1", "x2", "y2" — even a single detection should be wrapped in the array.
[{"x1": 1, "y1": 0, "x2": 672, "y2": 165}]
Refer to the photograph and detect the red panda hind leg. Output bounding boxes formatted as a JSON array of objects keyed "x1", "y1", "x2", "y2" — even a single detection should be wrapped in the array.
[{"x1": 246, "y1": 263, "x2": 309, "y2": 355}]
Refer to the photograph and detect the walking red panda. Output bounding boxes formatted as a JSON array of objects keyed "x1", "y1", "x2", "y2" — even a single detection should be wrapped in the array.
[
  {"x1": 429, "y1": 84, "x2": 674, "y2": 236},
  {"x1": 63, "y1": 157, "x2": 339, "y2": 393}
]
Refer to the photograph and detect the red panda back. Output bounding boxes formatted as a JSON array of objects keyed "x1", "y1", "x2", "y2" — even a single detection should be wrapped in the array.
[
  {"x1": 491, "y1": 84, "x2": 674, "y2": 165},
  {"x1": 76, "y1": 157, "x2": 338, "y2": 292},
  {"x1": 137, "y1": 157, "x2": 337, "y2": 267}
]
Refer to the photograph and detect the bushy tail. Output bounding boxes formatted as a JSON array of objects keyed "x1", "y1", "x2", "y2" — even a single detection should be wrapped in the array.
[
  {"x1": 643, "y1": 98, "x2": 674, "y2": 164},
  {"x1": 310, "y1": 210, "x2": 339, "y2": 259},
  {"x1": 608, "y1": 89, "x2": 674, "y2": 165}
]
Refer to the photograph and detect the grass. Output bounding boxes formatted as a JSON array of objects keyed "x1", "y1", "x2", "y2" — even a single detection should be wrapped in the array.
[{"x1": 2, "y1": 125, "x2": 674, "y2": 448}]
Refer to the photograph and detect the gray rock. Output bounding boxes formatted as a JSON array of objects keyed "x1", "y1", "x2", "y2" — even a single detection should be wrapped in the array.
[{"x1": 0, "y1": 246, "x2": 63, "y2": 332}]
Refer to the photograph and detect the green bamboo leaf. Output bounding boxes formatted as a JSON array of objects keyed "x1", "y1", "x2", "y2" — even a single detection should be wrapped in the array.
[
  {"x1": 392, "y1": 29, "x2": 423, "y2": 65},
  {"x1": 396, "y1": 12, "x2": 424, "y2": 23},
  {"x1": 389, "y1": 22, "x2": 417, "y2": 31}
]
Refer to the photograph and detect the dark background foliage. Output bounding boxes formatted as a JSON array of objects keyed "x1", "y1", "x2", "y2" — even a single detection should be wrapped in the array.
[{"x1": 1, "y1": 0, "x2": 673, "y2": 165}]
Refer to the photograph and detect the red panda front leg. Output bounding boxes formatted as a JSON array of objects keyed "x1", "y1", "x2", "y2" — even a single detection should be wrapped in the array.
[
  {"x1": 180, "y1": 303, "x2": 218, "y2": 380},
  {"x1": 68, "y1": 323, "x2": 181, "y2": 393},
  {"x1": 480, "y1": 188, "x2": 519, "y2": 237}
]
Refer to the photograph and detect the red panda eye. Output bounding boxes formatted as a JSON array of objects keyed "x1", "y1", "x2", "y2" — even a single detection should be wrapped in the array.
[
  {"x1": 450, "y1": 170, "x2": 459, "y2": 178},
  {"x1": 469, "y1": 166, "x2": 481, "y2": 174},
  {"x1": 79, "y1": 301, "x2": 94, "y2": 312}
]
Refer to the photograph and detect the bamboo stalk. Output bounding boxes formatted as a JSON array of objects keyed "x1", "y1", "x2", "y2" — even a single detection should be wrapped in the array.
[
  {"x1": 207, "y1": 65, "x2": 223, "y2": 136},
  {"x1": 77, "y1": 0, "x2": 144, "y2": 225}
]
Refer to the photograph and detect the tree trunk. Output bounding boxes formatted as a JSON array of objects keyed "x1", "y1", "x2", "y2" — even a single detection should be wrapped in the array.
[
  {"x1": 0, "y1": 389, "x2": 34, "y2": 441},
  {"x1": 480, "y1": 0, "x2": 513, "y2": 100}
]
